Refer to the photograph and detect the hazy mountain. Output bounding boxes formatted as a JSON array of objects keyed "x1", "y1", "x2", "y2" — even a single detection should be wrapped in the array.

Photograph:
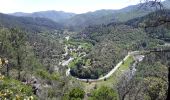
[
  {"x1": 61, "y1": 9, "x2": 116, "y2": 31},
  {"x1": 10, "y1": 10, "x2": 76, "y2": 22},
  {"x1": 11, "y1": 12, "x2": 30, "y2": 16},
  {"x1": 9, "y1": 0, "x2": 170, "y2": 31},
  {"x1": 64, "y1": 0, "x2": 170, "y2": 31},
  {"x1": 62, "y1": 2, "x2": 157, "y2": 31},
  {"x1": 0, "y1": 13, "x2": 63, "y2": 32}
]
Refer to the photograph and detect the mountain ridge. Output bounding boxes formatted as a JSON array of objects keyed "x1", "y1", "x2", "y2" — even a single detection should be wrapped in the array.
[
  {"x1": 0, "y1": 13, "x2": 63, "y2": 32},
  {"x1": 10, "y1": 10, "x2": 76, "y2": 23}
]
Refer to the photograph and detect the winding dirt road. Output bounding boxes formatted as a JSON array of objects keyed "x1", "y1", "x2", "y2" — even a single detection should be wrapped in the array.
[
  {"x1": 74, "y1": 51, "x2": 144, "y2": 82},
  {"x1": 62, "y1": 36, "x2": 145, "y2": 82}
]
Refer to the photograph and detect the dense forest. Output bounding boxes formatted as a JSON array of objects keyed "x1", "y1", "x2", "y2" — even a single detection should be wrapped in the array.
[
  {"x1": 70, "y1": 24, "x2": 163, "y2": 79},
  {"x1": 0, "y1": 0, "x2": 170, "y2": 100}
]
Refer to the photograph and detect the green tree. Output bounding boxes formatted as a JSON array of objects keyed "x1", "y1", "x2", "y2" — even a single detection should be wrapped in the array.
[
  {"x1": 0, "y1": 28, "x2": 15, "y2": 76},
  {"x1": 9, "y1": 28, "x2": 27, "y2": 80},
  {"x1": 66, "y1": 87, "x2": 85, "y2": 100},
  {"x1": 89, "y1": 86, "x2": 118, "y2": 100},
  {"x1": 0, "y1": 28, "x2": 13, "y2": 57}
]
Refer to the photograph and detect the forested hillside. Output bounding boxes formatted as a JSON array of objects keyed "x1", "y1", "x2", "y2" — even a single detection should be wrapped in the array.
[
  {"x1": 9, "y1": 2, "x2": 157, "y2": 31},
  {"x1": 69, "y1": 23, "x2": 163, "y2": 79},
  {"x1": 10, "y1": 11, "x2": 76, "y2": 22},
  {"x1": 0, "y1": 0, "x2": 170, "y2": 99},
  {"x1": 0, "y1": 13, "x2": 63, "y2": 32},
  {"x1": 126, "y1": 9, "x2": 170, "y2": 40},
  {"x1": 117, "y1": 49, "x2": 170, "y2": 100},
  {"x1": 0, "y1": 26, "x2": 69, "y2": 99}
]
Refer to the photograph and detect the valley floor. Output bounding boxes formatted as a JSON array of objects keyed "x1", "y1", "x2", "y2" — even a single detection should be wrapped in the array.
[{"x1": 61, "y1": 36, "x2": 147, "y2": 98}]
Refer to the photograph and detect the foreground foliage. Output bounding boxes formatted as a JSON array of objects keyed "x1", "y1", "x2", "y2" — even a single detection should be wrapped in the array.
[
  {"x1": 89, "y1": 86, "x2": 118, "y2": 100},
  {"x1": 0, "y1": 75, "x2": 36, "y2": 99}
]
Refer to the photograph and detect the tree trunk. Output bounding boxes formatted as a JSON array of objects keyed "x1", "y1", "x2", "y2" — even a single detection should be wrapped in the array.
[{"x1": 17, "y1": 54, "x2": 21, "y2": 80}]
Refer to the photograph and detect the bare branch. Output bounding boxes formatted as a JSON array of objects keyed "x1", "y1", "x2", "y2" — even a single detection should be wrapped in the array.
[{"x1": 139, "y1": 0, "x2": 164, "y2": 10}]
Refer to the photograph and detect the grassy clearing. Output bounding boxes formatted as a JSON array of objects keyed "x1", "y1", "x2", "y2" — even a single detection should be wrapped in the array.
[
  {"x1": 68, "y1": 57, "x2": 82, "y2": 68},
  {"x1": 67, "y1": 39, "x2": 92, "y2": 68},
  {"x1": 81, "y1": 55, "x2": 134, "y2": 93},
  {"x1": 67, "y1": 40, "x2": 93, "y2": 50}
]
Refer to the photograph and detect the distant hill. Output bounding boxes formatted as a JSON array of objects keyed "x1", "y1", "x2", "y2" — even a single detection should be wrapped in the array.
[
  {"x1": 0, "y1": 13, "x2": 63, "y2": 32},
  {"x1": 61, "y1": 10, "x2": 116, "y2": 31},
  {"x1": 9, "y1": 3, "x2": 155, "y2": 31},
  {"x1": 10, "y1": 12, "x2": 30, "y2": 16},
  {"x1": 126, "y1": 9, "x2": 170, "y2": 40},
  {"x1": 9, "y1": 0, "x2": 170, "y2": 31},
  {"x1": 64, "y1": 0, "x2": 170, "y2": 31},
  {"x1": 62, "y1": 3, "x2": 157, "y2": 31},
  {"x1": 10, "y1": 10, "x2": 76, "y2": 23}
]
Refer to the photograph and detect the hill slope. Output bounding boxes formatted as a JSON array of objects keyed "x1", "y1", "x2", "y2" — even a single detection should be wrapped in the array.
[
  {"x1": 62, "y1": 2, "x2": 158, "y2": 31},
  {"x1": 126, "y1": 9, "x2": 170, "y2": 40},
  {"x1": 0, "y1": 13, "x2": 63, "y2": 32},
  {"x1": 9, "y1": 0, "x2": 170, "y2": 32},
  {"x1": 10, "y1": 10, "x2": 76, "y2": 23}
]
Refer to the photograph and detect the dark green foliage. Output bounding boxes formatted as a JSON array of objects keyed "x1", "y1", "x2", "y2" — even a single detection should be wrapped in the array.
[
  {"x1": 118, "y1": 50, "x2": 170, "y2": 100},
  {"x1": 64, "y1": 87, "x2": 85, "y2": 100},
  {"x1": 0, "y1": 28, "x2": 27, "y2": 79},
  {"x1": 135, "y1": 52, "x2": 169, "y2": 100},
  {"x1": 0, "y1": 77, "x2": 37, "y2": 99},
  {"x1": 28, "y1": 32, "x2": 64, "y2": 73},
  {"x1": 0, "y1": 27, "x2": 70, "y2": 99},
  {"x1": 70, "y1": 24, "x2": 160, "y2": 79},
  {"x1": 126, "y1": 9, "x2": 170, "y2": 41},
  {"x1": 36, "y1": 70, "x2": 59, "y2": 81},
  {"x1": 89, "y1": 86, "x2": 118, "y2": 100}
]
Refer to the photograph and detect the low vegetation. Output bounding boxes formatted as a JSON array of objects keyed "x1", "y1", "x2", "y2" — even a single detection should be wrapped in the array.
[{"x1": 0, "y1": 75, "x2": 36, "y2": 99}]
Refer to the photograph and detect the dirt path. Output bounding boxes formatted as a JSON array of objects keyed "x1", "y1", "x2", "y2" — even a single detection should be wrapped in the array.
[{"x1": 72, "y1": 51, "x2": 143, "y2": 82}]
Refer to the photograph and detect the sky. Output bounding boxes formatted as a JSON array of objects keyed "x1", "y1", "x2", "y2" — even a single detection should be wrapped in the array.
[{"x1": 0, "y1": 0, "x2": 142, "y2": 14}]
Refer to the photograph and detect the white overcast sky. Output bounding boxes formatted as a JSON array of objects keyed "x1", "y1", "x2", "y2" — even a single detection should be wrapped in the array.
[{"x1": 0, "y1": 0, "x2": 148, "y2": 14}]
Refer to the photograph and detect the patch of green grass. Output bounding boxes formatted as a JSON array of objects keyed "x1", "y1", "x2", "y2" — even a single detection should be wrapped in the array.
[
  {"x1": 68, "y1": 57, "x2": 82, "y2": 68},
  {"x1": 70, "y1": 52, "x2": 78, "y2": 57},
  {"x1": 68, "y1": 60, "x2": 77, "y2": 68},
  {"x1": 85, "y1": 59, "x2": 91, "y2": 66},
  {"x1": 81, "y1": 43, "x2": 93, "y2": 50},
  {"x1": 98, "y1": 55, "x2": 133, "y2": 86},
  {"x1": 36, "y1": 70, "x2": 60, "y2": 81},
  {"x1": 67, "y1": 39, "x2": 92, "y2": 51}
]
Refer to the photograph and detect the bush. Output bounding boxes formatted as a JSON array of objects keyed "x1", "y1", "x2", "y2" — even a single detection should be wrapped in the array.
[
  {"x1": 89, "y1": 86, "x2": 118, "y2": 100},
  {"x1": 0, "y1": 76, "x2": 37, "y2": 100},
  {"x1": 67, "y1": 87, "x2": 85, "y2": 100},
  {"x1": 36, "y1": 70, "x2": 59, "y2": 81}
]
